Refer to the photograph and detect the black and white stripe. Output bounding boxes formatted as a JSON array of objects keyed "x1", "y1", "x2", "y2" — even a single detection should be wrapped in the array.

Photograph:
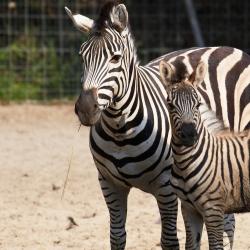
[
  {"x1": 67, "y1": 2, "x2": 250, "y2": 249},
  {"x1": 160, "y1": 61, "x2": 250, "y2": 249}
]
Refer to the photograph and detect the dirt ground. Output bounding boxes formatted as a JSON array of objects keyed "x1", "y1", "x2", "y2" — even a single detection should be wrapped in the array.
[{"x1": 0, "y1": 104, "x2": 250, "y2": 250}]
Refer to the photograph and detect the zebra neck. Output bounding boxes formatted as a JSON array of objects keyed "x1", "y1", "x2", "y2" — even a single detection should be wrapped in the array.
[
  {"x1": 171, "y1": 105, "x2": 226, "y2": 169},
  {"x1": 100, "y1": 63, "x2": 143, "y2": 134},
  {"x1": 172, "y1": 122, "x2": 213, "y2": 171},
  {"x1": 100, "y1": 62, "x2": 160, "y2": 138}
]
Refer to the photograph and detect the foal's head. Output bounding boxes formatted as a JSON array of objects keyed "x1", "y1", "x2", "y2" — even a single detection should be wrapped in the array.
[{"x1": 159, "y1": 61, "x2": 207, "y2": 147}]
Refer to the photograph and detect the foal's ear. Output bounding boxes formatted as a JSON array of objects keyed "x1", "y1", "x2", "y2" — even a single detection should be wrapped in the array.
[
  {"x1": 65, "y1": 7, "x2": 94, "y2": 33},
  {"x1": 189, "y1": 61, "x2": 207, "y2": 88},
  {"x1": 159, "y1": 61, "x2": 175, "y2": 91},
  {"x1": 110, "y1": 4, "x2": 128, "y2": 35}
]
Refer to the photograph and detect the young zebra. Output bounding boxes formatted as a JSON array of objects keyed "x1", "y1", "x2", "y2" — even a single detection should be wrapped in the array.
[
  {"x1": 66, "y1": 1, "x2": 250, "y2": 249},
  {"x1": 159, "y1": 60, "x2": 250, "y2": 250}
]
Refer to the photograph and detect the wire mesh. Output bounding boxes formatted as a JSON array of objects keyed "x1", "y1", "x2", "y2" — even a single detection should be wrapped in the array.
[{"x1": 0, "y1": 0, "x2": 250, "y2": 101}]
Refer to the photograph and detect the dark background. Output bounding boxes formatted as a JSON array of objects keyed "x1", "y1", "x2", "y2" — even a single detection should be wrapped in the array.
[{"x1": 1, "y1": 0, "x2": 249, "y2": 100}]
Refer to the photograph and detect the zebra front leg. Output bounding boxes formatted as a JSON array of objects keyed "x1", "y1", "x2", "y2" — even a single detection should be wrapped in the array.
[
  {"x1": 181, "y1": 203, "x2": 203, "y2": 250},
  {"x1": 155, "y1": 184, "x2": 179, "y2": 250},
  {"x1": 223, "y1": 214, "x2": 235, "y2": 250},
  {"x1": 98, "y1": 172, "x2": 130, "y2": 250},
  {"x1": 204, "y1": 211, "x2": 224, "y2": 250}
]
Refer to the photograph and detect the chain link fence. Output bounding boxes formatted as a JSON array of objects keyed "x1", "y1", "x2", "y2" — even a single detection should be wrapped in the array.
[{"x1": 1, "y1": 0, "x2": 250, "y2": 101}]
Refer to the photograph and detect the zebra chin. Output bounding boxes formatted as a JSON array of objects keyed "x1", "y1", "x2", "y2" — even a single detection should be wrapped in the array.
[
  {"x1": 179, "y1": 136, "x2": 198, "y2": 147},
  {"x1": 75, "y1": 107, "x2": 101, "y2": 127},
  {"x1": 78, "y1": 113, "x2": 101, "y2": 126}
]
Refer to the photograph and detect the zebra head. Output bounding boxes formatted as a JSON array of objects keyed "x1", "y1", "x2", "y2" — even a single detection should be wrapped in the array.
[
  {"x1": 160, "y1": 60, "x2": 207, "y2": 147},
  {"x1": 66, "y1": 2, "x2": 136, "y2": 126}
]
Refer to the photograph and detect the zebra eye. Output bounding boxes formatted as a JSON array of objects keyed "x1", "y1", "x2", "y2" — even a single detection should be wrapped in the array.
[
  {"x1": 167, "y1": 103, "x2": 175, "y2": 110},
  {"x1": 110, "y1": 54, "x2": 122, "y2": 64}
]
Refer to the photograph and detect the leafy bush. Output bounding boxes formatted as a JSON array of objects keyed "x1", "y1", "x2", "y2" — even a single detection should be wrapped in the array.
[{"x1": 0, "y1": 34, "x2": 80, "y2": 101}]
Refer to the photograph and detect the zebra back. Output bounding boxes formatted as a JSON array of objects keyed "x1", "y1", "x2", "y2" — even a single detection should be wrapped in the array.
[{"x1": 149, "y1": 46, "x2": 250, "y2": 131}]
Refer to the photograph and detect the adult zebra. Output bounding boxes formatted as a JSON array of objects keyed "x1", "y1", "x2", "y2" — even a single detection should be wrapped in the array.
[{"x1": 66, "y1": 1, "x2": 250, "y2": 249}]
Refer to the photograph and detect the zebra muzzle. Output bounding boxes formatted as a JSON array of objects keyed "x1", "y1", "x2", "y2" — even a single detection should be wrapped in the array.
[
  {"x1": 179, "y1": 122, "x2": 198, "y2": 146},
  {"x1": 75, "y1": 88, "x2": 101, "y2": 126}
]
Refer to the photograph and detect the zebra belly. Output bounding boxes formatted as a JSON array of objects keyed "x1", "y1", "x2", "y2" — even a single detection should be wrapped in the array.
[
  {"x1": 89, "y1": 108, "x2": 173, "y2": 192},
  {"x1": 172, "y1": 172, "x2": 250, "y2": 216},
  {"x1": 171, "y1": 174, "x2": 225, "y2": 215},
  {"x1": 224, "y1": 182, "x2": 250, "y2": 213},
  {"x1": 90, "y1": 138, "x2": 173, "y2": 193},
  {"x1": 226, "y1": 205, "x2": 250, "y2": 214}
]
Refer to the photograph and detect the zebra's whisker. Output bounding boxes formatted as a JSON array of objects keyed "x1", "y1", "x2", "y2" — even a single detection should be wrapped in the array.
[
  {"x1": 61, "y1": 127, "x2": 80, "y2": 200},
  {"x1": 78, "y1": 123, "x2": 81, "y2": 132}
]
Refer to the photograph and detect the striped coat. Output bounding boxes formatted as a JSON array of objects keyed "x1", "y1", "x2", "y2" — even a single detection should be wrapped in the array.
[
  {"x1": 67, "y1": 2, "x2": 250, "y2": 249},
  {"x1": 159, "y1": 60, "x2": 250, "y2": 249}
]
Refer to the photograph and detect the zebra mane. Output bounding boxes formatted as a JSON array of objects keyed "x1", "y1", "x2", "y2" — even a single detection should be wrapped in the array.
[
  {"x1": 199, "y1": 102, "x2": 227, "y2": 134},
  {"x1": 170, "y1": 60, "x2": 189, "y2": 83},
  {"x1": 90, "y1": 1, "x2": 138, "y2": 63},
  {"x1": 93, "y1": 0, "x2": 123, "y2": 34}
]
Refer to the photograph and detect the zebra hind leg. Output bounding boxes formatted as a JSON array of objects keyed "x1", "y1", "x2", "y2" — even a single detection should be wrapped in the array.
[
  {"x1": 181, "y1": 203, "x2": 203, "y2": 250},
  {"x1": 223, "y1": 213, "x2": 235, "y2": 250},
  {"x1": 98, "y1": 172, "x2": 130, "y2": 250},
  {"x1": 156, "y1": 185, "x2": 180, "y2": 250}
]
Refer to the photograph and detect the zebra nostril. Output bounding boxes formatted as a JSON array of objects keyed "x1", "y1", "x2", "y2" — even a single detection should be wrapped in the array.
[
  {"x1": 180, "y1": 132, "x2": 187, "y2": 139},
  {"x1": 181, "y1": 131, "x2": 196, "y2": 139},
  {"x1": 180, "y1": 123, "x2": 198, "y2": 141}
]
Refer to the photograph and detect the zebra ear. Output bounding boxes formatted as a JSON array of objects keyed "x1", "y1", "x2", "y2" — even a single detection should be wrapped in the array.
[
  {"x1": 65, "y1": 7, "x2": 94, "y2": 33},
  {"x1": 110, "y1": 4, "x2": 128, "y2": 34},
  {"x1": 159, "y1": 61, "x2": 175, "y2": 90},
  {"x1": 190, "y1": 61, "x2": 207, "y2": 88}
]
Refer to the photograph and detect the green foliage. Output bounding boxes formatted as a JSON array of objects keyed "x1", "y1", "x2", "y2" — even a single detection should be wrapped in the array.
[{"x1": 0, "y1": 34, "x2": 79, "y2": 101}]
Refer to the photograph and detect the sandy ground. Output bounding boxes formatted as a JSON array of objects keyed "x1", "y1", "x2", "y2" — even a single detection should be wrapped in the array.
[{"x1": 0, "y1": 104, "x2": 250, "y2": 250}]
